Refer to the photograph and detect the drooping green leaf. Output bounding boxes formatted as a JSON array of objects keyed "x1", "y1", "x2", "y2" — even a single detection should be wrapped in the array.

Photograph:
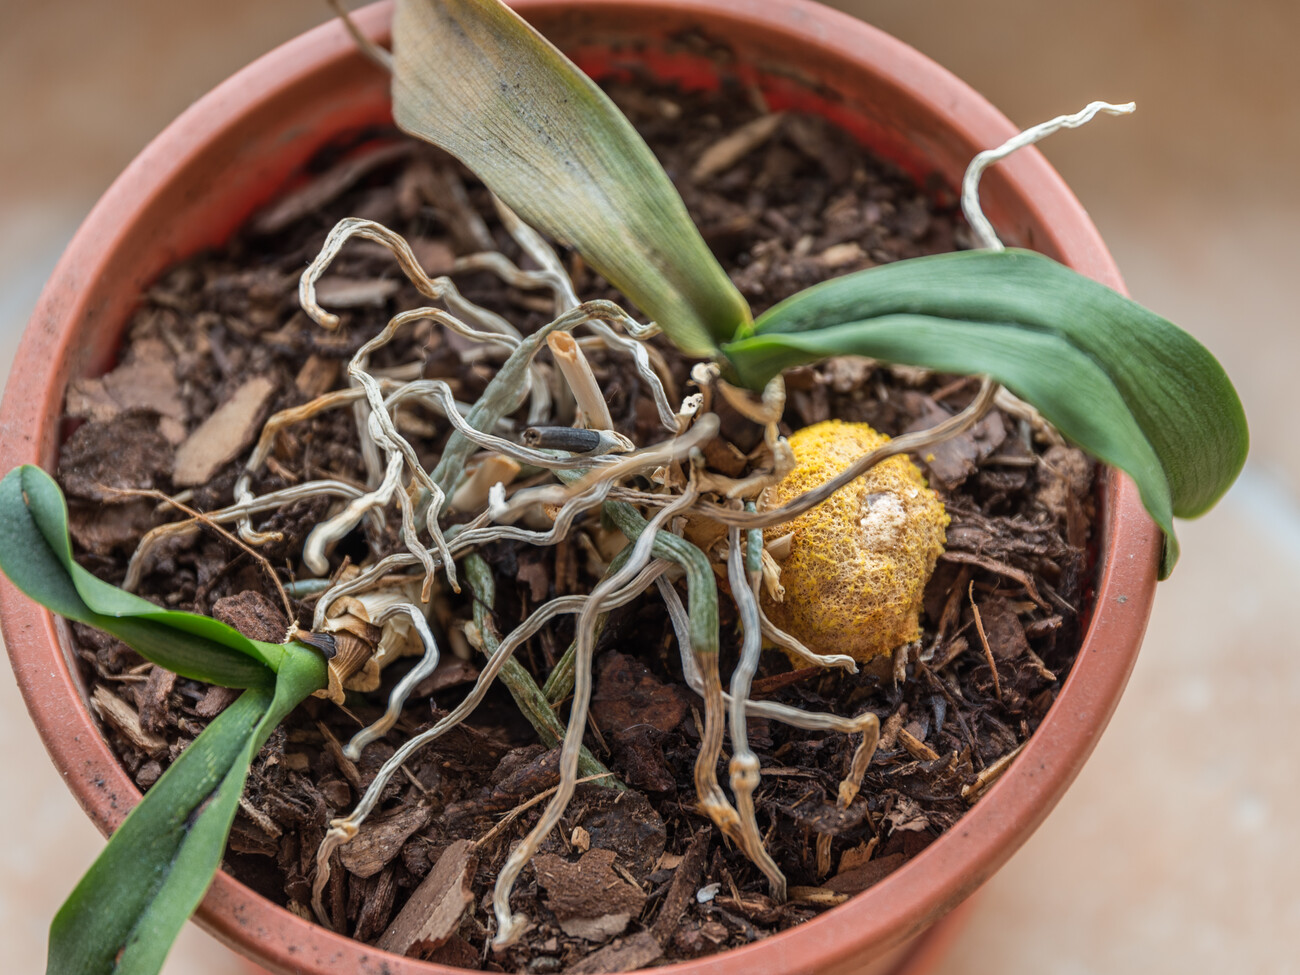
[
  {"x1": 0, "y1": 465, "x2": 278, "y2": 687},
  {"x1": 47, "y1": 643, "x2": 326, "y2": 975},
  {"x1": 723, "y1": 250, "x2": 1249, "y2": 578},
  {"x1": 390, "y1": 0, "x2": 751, "y2": 356}
]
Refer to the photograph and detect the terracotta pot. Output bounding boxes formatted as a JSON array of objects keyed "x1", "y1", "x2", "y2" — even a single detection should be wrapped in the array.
[{"x1": 0, "y1": 1, "x2": 1161, "y2": 973}]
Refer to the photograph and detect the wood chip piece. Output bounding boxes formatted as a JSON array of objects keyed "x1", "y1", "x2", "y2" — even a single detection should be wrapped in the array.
[
  {"x1": 173, "y1": 376, "x2": 275, "y2": 486},
  {"x1": 898, "y1": 726, "x2": 941, "y2": 762},
  {"x1": 826, "y1": 852, "x2": 906, "y2": 895},
  {"x1": 67, "y1": 499, "x2": 159, "y2": 556},
  {"x1": 691, "y1": 112, "x2": 784, "y2": 182},
  {"x1": 66, "y1": 337, "x2": 187, "y2": 443},
  {"x1": 533, "y1": 848, "x2": 647, "y2": 942},
  {"x1": 838, "y1": 837, "x2": 878, "y2": 874},
  {"x1": 567, "y1": 931, "x2": 663, "y2": 974},
  {"x1": 138, "y1": 665, "x2": 176, "y2": 733},
  {"x1": 940, "y1": 550, "x2": 1050, "y2": 610},
  {"x1": 650, "y1": 829, "x2": 709, "y2": 943},
  {"x1": 294, "y1": 354, "x2": 340, "y2": 398},
  {"x1": 213, "y1": 590, "x2": 288, "y2": 644},
  {"x1": 339, "y1": 803, "x2": 433, "y2": 879},
  {"x1": 962, "y1": 742, "x2": 1027, "y2": 803},
  {"x1": 818, "y1": 242, "x2": 865, "y2": 267},
  {"x1": 251, "y1": 142, "x2": 414, "y2": 235},
  {"x1": 592, "y1": 652, "x2": 690, "y2": 735},
  {"x1": 788, "y1": 885, "x2": 850, "y2": 907},
  {"x1": 977, "y1": 597, "x2": 1032, "y2": 662},
  {"x1": 877, "y1": 709, "x2": 905, "y2": 752},
  {"x1": 194, "y1": 685, "x2": 239, "y2": 719},
  {"x1": 376, "y1": 839, "x2": 477, "y2": 957},
  {"x1": 90, "y1": 685, "x2": 167, "y2": 757}
]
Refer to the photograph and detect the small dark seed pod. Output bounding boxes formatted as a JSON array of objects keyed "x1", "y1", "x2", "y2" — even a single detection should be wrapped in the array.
[{"x1": 522, "y1": 425, "x2": 603, "y2": 452}]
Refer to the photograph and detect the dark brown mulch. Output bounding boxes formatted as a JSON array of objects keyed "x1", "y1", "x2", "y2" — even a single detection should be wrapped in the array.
[{"x1": 58, "y1": 72, "x2": 1094, "y2": 972}]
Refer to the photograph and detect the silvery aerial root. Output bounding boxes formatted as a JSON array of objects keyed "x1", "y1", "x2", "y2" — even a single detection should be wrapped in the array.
[
  {"x1": 726, "y1": 519, "x2": 787, "y2": 899},
  {"x1": 490, "y1": 481, "x2": 702, "y2": 947}
]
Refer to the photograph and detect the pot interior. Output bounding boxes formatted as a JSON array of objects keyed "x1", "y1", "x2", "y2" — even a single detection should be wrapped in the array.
[{"x1": 3, "y1": 3, "x2": 1155, "y2": 974}]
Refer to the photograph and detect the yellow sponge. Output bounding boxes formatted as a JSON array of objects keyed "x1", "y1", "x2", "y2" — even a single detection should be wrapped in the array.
[{"x1": 761, "y1": 420, "x2": 947, "y2": 664}]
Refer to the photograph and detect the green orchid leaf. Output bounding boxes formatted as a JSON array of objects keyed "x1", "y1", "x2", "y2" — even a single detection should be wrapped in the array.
[
  {"x1": 0, "y1": 465, "x2": 280, "y2": 687},
  {"x1": 47, "y1": 643, "x2": 326, "y2": 975},
  {"x1": 724, "y1": 250, "x2": 1249, "y2": 578},
  {"x1": 390, "y1": 0, "x2": 751, "y2": 356}
]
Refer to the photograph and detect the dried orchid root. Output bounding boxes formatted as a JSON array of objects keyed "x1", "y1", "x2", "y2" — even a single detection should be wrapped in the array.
[
  {"x1": 300, "y1": 216, "x2": 548, "y2": 418},
  {"x1": 695, "y1": 376, "x2": 999, "y2": 528},
  {"x1": 657, "y1": 575, "x2": 875, "y2": 732},
  {"x1": 727, "y1": 519, "x2": 787, "y2": 899},
  {"x1": 961, "y1": 100, "x2": 1135, "y2": 253},
  {"x1": 123, "y1": 480, "x2": 368, "y2": 591},
  {"x1": 249, "y1": 280, "x2": 670, "y2": 619},
  {"x1": 758, "y1": 604, "x2": 858, "y2": 673},
  {"x1": 198, "y1": 212, "x2": 1029, "y2": 932},
  {"x1": 597, "y1": 501, "x2": 752, "y2": 855},
  {"x1": 301, "y1": 304, "x2": 492, "y2": 588},
  {"x1": 464, "y1": 552, "x2": 618, "y2": 783},
  {"x1": 303, "y1": 419, "x2": 708, "y2": 635},
  {"x1": 490, "y1": 482, "x2": 701, "y2": 948},
  {"x1": 342, "y1": 601, "x2": 441, "y2": 760},
  {"x1": 548, "y1": 330, "x2": 614, "y2": 430},
  {"x1": 311, "y1": 563, "x2": 662, "y2": 928},
  {"x1": 954, "y1": 100, "x2": 1133, "y2": 437},
  {"x1": 815, "y1": 711, "x2": 881, "y2": 877},
  {"x1": 424, "y1": 298, "x2": 660, "y2": 506},
  {"x1": 486, "y1": 198, "x2": 678, "y2": 430}
]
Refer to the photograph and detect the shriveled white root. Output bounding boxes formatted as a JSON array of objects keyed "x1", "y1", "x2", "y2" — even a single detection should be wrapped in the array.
[
  {"x1": 656, "y1": 576, "x2": 869, "y2": 733},
  {"x1": 181, "y1": 206, "x2": 1032, "y2": 933},
  {"x1": 302, "y1": 306, "x2": 462, "y2": 588},
  {"x1": 311, "y1": 562, "x2": 664, "y2": 928},
  {"x1": 124, "y1": 480, "x2": 368, "y2": 591},
  {"x1": 815, "y1": 712, "x2": 880, "y2": 877},
  {"x1": 726, "y1": 522, "x2": 787, "y2": 899},
  {"x1": 952, "y1": 100, "x2": 1133, "y2": 449},
  {"x1": 487, "y1": 198, "x2": 677, "y2": 431},
  {"x1": 759, "y1": 605, "x2": 858, "y2": 673},
  {"x1": 235, "y1": 387, "x2": 373, "y2": 546},
  {"x1": 696, "y1": 376, "x2": 999, "y2": 528},
  {"x1": 552, "y1": 413, "x2": 720, "y2": 497},
  {"x1": 343, "y1": 601, "x2": 440, "y2": 760},
  {"x1": 692, "y1": 645, "x2": 746, "y2": 855},
  {"x1": 306, "y1": 414, "x2": 708, "y2": 629},
  {"x1": 490, "y1": 482, "x2": 701, "y2": 947},
  {"x1": 299, "y1": 216, "x2": 548, "y2": 421},
  {"x1": 385, "y1": 378, "x2": 631, "y2": 470},
  {"x1": 660, "y1": 567, "x2": 880, "y2": 883},
  {"x1": 296, "y1": 295, "x2": 662, "y2": 598},
  {"x1": 547, "y1": 331, "x2": 613, "y2": 431},
  {"x1": 961, "y1": 100, "x2": 1135, "y2": 253}
]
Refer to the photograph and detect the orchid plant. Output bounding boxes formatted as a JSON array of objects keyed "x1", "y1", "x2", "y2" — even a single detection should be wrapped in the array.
[{"x1": 0, "y1": 1, "x2": 1246, "y2": 972}]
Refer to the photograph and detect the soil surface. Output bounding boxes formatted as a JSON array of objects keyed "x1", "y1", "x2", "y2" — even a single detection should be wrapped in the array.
[{"x1": 59, "y1": 74, "x2": 1095, "y2": 971}]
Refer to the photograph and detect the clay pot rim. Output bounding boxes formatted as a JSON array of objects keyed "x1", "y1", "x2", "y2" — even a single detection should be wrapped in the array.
[{"x1": 0, "y1": 2, "x2": 1161, "y2": 973}]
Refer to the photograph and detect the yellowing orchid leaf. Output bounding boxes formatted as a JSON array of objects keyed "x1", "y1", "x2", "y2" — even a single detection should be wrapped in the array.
[{"x1": 391, "y1": 0, "x2": 751, "y2": 356}]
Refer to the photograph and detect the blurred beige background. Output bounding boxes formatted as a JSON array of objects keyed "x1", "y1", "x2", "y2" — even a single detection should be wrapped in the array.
[{"x1": 0, "y1": 1, "x2": 1295, "y2": 973}]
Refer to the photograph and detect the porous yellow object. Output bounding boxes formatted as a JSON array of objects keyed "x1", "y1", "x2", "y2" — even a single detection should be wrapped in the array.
[{"x1": 761, "y1": 420, "x2": 948, "y2": 664}]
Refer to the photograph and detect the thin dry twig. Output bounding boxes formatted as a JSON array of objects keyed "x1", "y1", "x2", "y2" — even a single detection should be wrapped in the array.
[
  {"x1": 969, "y1": 581, "x2": 1002, "y2": 703},
  {"x1": 103, "y1": 485, "x2": 294, "y2": 628}
]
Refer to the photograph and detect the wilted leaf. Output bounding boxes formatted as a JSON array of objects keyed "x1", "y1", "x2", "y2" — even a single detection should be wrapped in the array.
[
  {"x1": 391, "y1": 0, "x2": 751, "y2": 356},
  {"x1": 0, "y1": 466, "x2": 282, "y2": 686}
]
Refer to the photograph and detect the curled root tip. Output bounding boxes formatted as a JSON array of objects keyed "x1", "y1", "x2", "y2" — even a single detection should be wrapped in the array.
[{"x1": 493, "y1": 915, "x2": 528, "y2": 950}]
